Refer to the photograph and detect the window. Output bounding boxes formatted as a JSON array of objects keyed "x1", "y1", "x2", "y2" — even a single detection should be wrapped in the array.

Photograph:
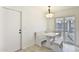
[{"x1": 55, "y1": 17, "x2": 64, "y2": 32}]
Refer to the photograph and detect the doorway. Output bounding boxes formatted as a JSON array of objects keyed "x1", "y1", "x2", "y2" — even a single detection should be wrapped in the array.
[{"x1": 2, "y1": 7, "x2": 22, "y2": 52}]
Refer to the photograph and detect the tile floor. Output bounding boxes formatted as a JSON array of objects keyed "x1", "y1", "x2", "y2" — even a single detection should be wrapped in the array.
[{"x1": 19, "y1": 44, "x2": 54, "y2": 52}]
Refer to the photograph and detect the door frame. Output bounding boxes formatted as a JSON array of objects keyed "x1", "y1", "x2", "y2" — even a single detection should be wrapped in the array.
[{"x1": 2, "y1": 7, "x2": 22, "y2": 51}]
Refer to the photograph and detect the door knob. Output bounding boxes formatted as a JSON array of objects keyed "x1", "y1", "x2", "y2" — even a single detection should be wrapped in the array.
[
  {"x1": 19, "y1": 29, "x2": 21, "y2": 31},
  {"x1": 19, "y1": 29, "x2": 21, "y2": 34},
  {"x1": 19, "y1": 31, "x2": 21, "y2": 34}
]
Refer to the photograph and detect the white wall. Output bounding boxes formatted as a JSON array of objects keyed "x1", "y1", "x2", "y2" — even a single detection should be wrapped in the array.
[
  {"x1": 55, "y1": 7, "x2": 79, "y2": 46},
  {"x1": 3, "y1": 6, "x2": 47, "y2": 49},
  {"x1": 22, "y1": 7, "x2": 46, "y2": 48}
]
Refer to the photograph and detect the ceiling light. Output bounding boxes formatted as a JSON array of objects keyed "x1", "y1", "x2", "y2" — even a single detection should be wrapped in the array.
[{"x1": 46, "y1": 6, "x2": 54, "y2": 18}]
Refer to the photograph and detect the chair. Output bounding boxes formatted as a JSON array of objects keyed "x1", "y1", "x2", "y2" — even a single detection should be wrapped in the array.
[{"x1": 42, "y1": 32, "x2": 63, "y2": 51}]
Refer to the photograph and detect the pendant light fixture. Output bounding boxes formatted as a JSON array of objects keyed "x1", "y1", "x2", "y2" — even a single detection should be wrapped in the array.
[{"x1": 46, "y1": 6, "x2": 54, "y2": 18}]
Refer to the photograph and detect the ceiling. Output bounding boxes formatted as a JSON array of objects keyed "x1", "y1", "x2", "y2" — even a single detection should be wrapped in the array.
[
  {"x1": 5, "y1": 6, "x2": 79, "y2": 12},
  {"x1": 41, "y1": 6, "x2": 79, "y2": 12},
  {"x1": 53, "y1": 6, "x2": 78, "y2": 12}
]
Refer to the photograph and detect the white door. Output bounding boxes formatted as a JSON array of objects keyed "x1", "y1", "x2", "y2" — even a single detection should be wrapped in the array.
[{"x1": 2, "y1": 7, "x2": 21, "y2": 52}]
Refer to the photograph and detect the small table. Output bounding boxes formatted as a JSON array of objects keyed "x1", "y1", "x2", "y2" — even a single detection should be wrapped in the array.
[{"x1": 43, "y1": 33, "x2": 60, "y2": 45}]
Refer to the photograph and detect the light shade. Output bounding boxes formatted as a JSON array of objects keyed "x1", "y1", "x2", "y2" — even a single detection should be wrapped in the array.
[{"x1": 46, "y1": 13, "x2": 54, "y2": 18}]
